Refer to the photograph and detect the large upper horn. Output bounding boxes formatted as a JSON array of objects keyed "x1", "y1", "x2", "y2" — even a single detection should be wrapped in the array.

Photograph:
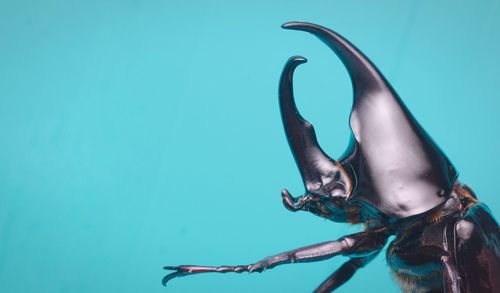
[{"x1": 282, "y1": 22, "x2": 392, "y2": 102}]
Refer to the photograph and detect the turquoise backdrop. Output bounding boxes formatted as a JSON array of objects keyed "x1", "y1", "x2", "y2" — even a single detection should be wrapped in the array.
[{"x1": 1, "y1": 0, "x2": 499, "y2": 292}]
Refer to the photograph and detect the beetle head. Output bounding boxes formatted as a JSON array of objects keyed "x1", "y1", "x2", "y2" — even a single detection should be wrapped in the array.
[{"x1": 280, "y1": 22, "x2": 457, "y2": 219}]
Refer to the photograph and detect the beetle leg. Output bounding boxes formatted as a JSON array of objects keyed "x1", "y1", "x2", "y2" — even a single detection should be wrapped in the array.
[
  {"x1": 162, "y1": 265, "x2": 251, "y2": 286},
  {"x1": 246, "y1": 229, "x2": 386, "y2": 272},
  {"x1": 441, "y1": 254, "x2": 462, "y2": 292},
  {"x1": 163, "y1": 229, "x2": 387, "y2": 286},
  {"x1": 314, "y1": 252, "x2": 380, "y2": 293},
  {"x1": 440, "y1": 221, "x2": 463, "y2": 292}
]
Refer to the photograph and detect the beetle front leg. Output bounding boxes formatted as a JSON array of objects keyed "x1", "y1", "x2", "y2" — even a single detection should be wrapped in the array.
[
  {"x1": 314, "y1": 251, "x2": 381, "y2": 293},
  {"x1": 441, "y1": 254, "x2": 463, "y2": 292},
  {"x1": 163, "y1": 229, "x2": 387, "y2": 286},
  {"x1": 162, "y1": 264, "x2": 251, "y2": 286},
  {"x1": 439, "y1": 221, "x2": 464, "y2": 292},
  {"x1": 245, "y1": 230, "x2": 386, "y2": 272}
]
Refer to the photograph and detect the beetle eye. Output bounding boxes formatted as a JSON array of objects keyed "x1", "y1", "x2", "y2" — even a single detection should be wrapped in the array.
[
  {"x1": 331, "y1": 189, "x2": 344, "y2": 197},
  {"x1": 329, "y1": 184, "x2": 346, "y2": 197}
]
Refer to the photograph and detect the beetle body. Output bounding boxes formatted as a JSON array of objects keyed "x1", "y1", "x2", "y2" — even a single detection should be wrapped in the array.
[
  {"x1": 386, "y1": 185, "x2": 500, "y2": 292},
  {"x1": 163, "y1": 22, "x2": 500, "y2": 292}
]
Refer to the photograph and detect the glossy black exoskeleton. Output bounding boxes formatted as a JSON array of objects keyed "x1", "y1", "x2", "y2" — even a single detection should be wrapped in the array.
[{"x1": 162, "y1": 22, "x2": 500, "y2": 292}]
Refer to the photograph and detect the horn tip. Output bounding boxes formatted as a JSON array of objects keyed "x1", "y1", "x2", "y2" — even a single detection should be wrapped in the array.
[
  {"x1": 282, "y1": 21, "x2": 315, "y2": 30},
  {"x1": 288, "y1": 55, "x2": 308, "y2": 64}
]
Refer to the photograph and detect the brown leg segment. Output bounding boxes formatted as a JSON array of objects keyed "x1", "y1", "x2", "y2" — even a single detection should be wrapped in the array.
[{"x1": 163, "y1": 229, "x2": 387, "y2": 286}]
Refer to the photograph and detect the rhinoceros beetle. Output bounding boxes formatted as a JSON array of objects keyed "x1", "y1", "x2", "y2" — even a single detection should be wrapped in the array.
[{"x1": 162, "y1": 22, "x2": 500, "y2": 292}]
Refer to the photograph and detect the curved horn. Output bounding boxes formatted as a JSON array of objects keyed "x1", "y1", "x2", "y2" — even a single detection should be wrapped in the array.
[
  {"x1": 282, "y1": 22, "x2": 458, "y2": 218},
  {"x1": 279, "y1": 56, "x2": 343, "y2": 194},
  {"x1": 282, "y1": 22, "x2": 392, "y2": 102}
]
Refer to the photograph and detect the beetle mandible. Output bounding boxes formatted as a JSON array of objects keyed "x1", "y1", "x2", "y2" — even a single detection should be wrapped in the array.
[{"x1": 163, "y1": 22, "x2": 500, "y2": 293}]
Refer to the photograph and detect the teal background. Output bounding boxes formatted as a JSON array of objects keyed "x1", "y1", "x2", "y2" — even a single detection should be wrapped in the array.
[{"x1": 1, "y1": 0, "x2": 499, "y2": 292}]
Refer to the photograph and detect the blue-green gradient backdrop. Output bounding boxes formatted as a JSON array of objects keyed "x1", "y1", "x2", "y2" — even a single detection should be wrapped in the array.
[{"x1": 1, "y1": 0, "x2": 499, "y2": 292}]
